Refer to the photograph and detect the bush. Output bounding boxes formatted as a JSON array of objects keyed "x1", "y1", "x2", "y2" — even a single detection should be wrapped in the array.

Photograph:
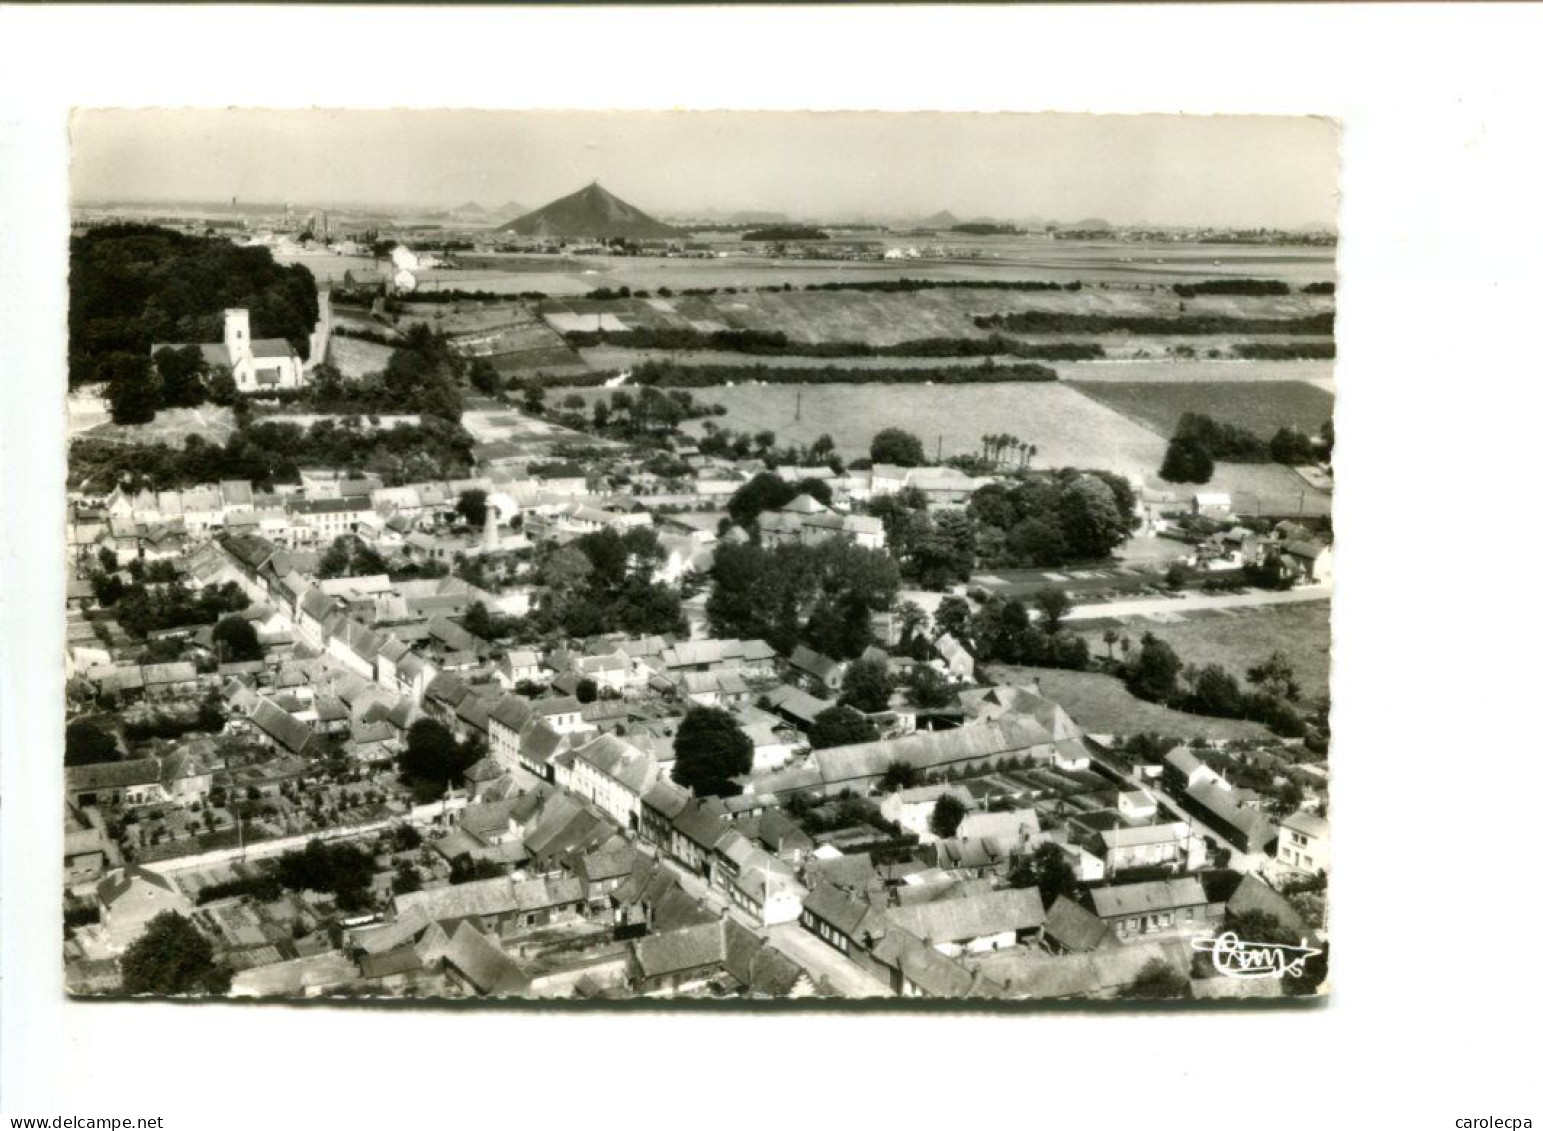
[{"x1": 195, "y1": 874, "x2": 283, "y2": 905}]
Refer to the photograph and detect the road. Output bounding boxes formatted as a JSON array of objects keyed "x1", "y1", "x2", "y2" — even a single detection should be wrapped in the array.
[
  {"x1": 647, "y1": 848, "x2": 894, "y2": 996},
  {"x1": 1064, "y1": 583, "x2": 1330, "y2": 623},
  {"x1": 650, "y1": 851, "x2": 765, "y2": 933},
  {"x1": 1087, "y1": 751, "x2": 1268, "y2": 876},
  {"x1": 767, "y1": 922, "x2": 894, "y2": 999}
]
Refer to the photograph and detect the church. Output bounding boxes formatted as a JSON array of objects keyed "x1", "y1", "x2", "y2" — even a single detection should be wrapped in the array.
[{"x1": 154, "y1": 307, "x2": 306, "y2": 392}]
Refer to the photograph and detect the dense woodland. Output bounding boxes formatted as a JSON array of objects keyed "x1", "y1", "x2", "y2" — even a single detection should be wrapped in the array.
[{"x1": 70, "y1": 224, "x2": 319, "y2": 389}]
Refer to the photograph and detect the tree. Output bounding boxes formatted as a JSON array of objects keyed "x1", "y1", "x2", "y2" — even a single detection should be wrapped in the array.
[
  {"x1": 1005, "y1": 516, "x2": 1069, "y2": 568},
  {"x1": 1117, "y1": 958, "x2": 1190, "y2": 1000},
  {"x1": 65, "y1": 720, "x2": 119, "y2": 766},
  {"x1": 449, "y1": 855, "x2": 506, "y2": 885},
  {"x1": 399, "y1": 718, "x2": 474, "y2": 792},
  {"x1": 1188, "y1": 664, "x2": 1244, "y2": 717},
  {"x1": 870, "y1": 427, "x2": 926, "y2": 467},
  {"x1": 120, "y1": 912, "x2": 230, "y2": 995},
  {"x1": 726, "y1": 472, "x2": 797, "y2": 530},
  {"x1": 906, "y1": 665, "x2": 956, "y2": 709},
  {"x1": 205, "y1": 367, "x2": 239, "y2": 406},
  {"x1": 152, "y1": 345, "x2": 211, "y2": 409},
  {"x1": 275, "y1": 839, "x2": 377, "y2": 912},
  {"x1": 1128, "y1": 633, "x2": 1182, "y2": 703},
  {"x1": 575, "y1": 678, "x2": 599, "y2": 704},
  {"x1": 318, "y1": 535, "x2": 387, "y2": 580},
  {"x1": 456, "y1": 488, "x2": 489, "y2": 528},
  {"x1": 1032, "y1": 589, "x2": 1073, "y2": 635},
  {"x1": 803, "y1": 591, "x2": 876, "y2": 660},
  {"x1": 1268, "y1": 779, "x2": 1306, "y2": 820},
  {"x1": 1159, "y1": 437, "x2": 1215, "y2": 484},
  {"x1": 212, "y1": 614, "x2": 262, "y2": 662},
  {"x1": 808, "y1": 704, "x2": 880, "y2": 750},
  {"x1": 1246, "y1": 652, "x2": 1303, "y2": 702},
  {"x1": 1102, "y1": 628, "x2": 1120, "y2": 660},
  {"x1": 839, "y1": 657, "x2": 892, "y2": 713},
  {"x1": 539, "y1": 544, "x2": 593, "y2": 590},
  {"x1": 878, "y1": 761, "x2": 922, "y2": 792},
  {"x1": 1270, "y1": 426, "x2": 1317, "y2": 466},
  {"x1": 102, "y1": 352, "x2": 162, "y2": 425},
  {"x1": 1008, "y1": 841, "x2": 1079, "y2": 903},
  {"x1": 929, "y1": 794, "x2": 967, "y2": 838},
  {"x1": 392, "y1": 861, "x2": 422, "y2": 895},
  {"x1": 934, "y1": 595, "x2": 972, "y2": 641},
  {"x1": 895, "y1": 600, "x2": 929, "y2": 642},
  {"x1": 671, "y1": 706, "x2": 754, "y2": 797},
  {"x1": 907, "y1": 509, "x2": 976, "y2": 588},
  {"x1": 1058, "y1": 475, "x2": 1131, "y2": 560},
  {"x1": 469, "y1": 358, "x2": 502, "y2": 397},
  {"x1": 462, "y1": 600, "x2": 497, "y2": 642}
]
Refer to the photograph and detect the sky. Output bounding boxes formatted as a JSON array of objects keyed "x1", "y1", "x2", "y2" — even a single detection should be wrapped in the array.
[{"x1": 71, "y1": 109, "x2": 1339, "y2": 228}]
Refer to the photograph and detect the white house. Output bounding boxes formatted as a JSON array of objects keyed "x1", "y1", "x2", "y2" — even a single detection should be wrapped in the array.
[{"x1": 1276, "y1": 809, "x2": 1330, "y2": 873}]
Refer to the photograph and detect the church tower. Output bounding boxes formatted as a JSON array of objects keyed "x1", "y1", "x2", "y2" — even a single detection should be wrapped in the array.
[{"x1": 223, "y1": 308, "x2": 251, "y2": 364}]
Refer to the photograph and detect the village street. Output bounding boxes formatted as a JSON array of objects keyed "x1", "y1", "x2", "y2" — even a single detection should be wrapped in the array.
[
  {"x1": 766, "y1": 922, "x2": 895, "y2": 999},
  {"x1": 645, "y1": 846, "x2": 895, "y2": 996}
]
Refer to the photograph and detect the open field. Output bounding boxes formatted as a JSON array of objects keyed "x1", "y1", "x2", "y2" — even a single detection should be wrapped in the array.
[
  {"x1": 460, "y1": 400, "x2": 613, "y2": 450},
  {"x1": 326, "y1": 334, "x2": 396, "y2": 380},
  {"x1": 279, "y1": 238, "x2": 1335, "y2": 298},
  {"x1": 987, "y1": 665, "x2": 1272, "y2": 742},
  {"x1": 1191, "y1": 461, "x2": 1333, "y2": 516},
  {"x1": 545, "y1": 281, "x2": 1332, "y2": 348},
  {"x1": 1061, "y1": 358, "x2": 1334, "y2": 390},
  {"x1": 273, "y1": 252, "x2": 379, "y2": 283},
  {"x1": 1069, "y1": 379, "x2": 1335, "y2": 438},
  {"x1": 1077, "y1": 599, "x2": 1332, "y2": 705},
  {"x1": 667, "y1": 381, "x2": 1169, "y2": 476},
  {"x1": 575, "y1": 346, "x2": 1045, "y2": 371},
  {"x1": 82, "y1": 404, "x2": 239, "y2": 447},
  {"x1": 566, "y1": 379, "x2": 1333, "y2": 514}
]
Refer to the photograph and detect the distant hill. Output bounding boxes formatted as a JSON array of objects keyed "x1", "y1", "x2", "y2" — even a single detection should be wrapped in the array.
[
  {"x1": 499, "y1": 182, "x2": 682, "y2": 240},
  {"x1": 919, "y1": 210, "x2": 961, "y2": 228},
  {"x1": 450, "y1": 201, "x2": 487, "y2": 215},
  {"x1": 1066, "y1": 218, "x2": 1114, "y2": 232},
  {"x1": 492, "y1": 199, "x2": 528, "y2": 218},
  {"x1": 731, "y1": 210, "x2": 791, "y2": 225}
]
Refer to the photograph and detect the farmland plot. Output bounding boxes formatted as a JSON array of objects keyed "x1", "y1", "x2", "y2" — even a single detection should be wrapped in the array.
[{"x1": 1068, "y1": 379, "x2": 1335, "y2": 438}]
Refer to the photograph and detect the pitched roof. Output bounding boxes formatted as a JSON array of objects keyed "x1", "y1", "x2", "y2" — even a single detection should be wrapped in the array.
[
  {"x1": 1089, "y1": 877, "x2": 1208, "y2": 919},
  {"x1": 888, "y1": 887, "x2": 1046, "y2": 945},
  {"x1": 1281, "y1": 809, "x2": 1329, "y2": 839},
  {"x1": 631, "y1": 921, "x2": 726, "y2": 980},
  {"x1": 801, "y1": 881, "x2": 884, "y2": 941},
  {"x1": 442, "y1": 922, "x2": 531, "y2": 996},
  {"x1": 1043, "y1": 895, "x2": 1114, "y2": 952},
  {"x1": 722, "y1": 919, "x2": 809, "y2": 997},
  {"x1": 96, "y1": 864, "x2": 178, "y2": 906},
  {"x1": 67, "y1": 757, "x2": 160, "y2": 793},
  {"x1": 789, "y1": 644, "x2": 843, "y2": 681},
  {"x1": 248, "y1": 698, "x2": 317, "y2": 756},
  {"x1": 812, "y1": 716, "x2": 1058, "y2": 786},
  {"x1": 1225, "y1": 873, "x2": 1307, "y2": 937},
  {"x1": 1187, "y1": 782, "x2": 1278, "y2": 845}
]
